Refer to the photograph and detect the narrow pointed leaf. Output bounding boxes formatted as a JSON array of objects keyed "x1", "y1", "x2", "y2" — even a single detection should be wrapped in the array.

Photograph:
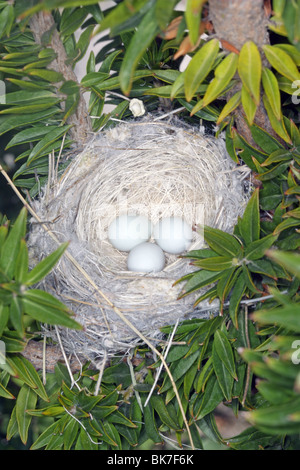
[
  {"x1": 262, "y1": 94, "x2": 292, "y2": 144},
  {"x1": 241, "y1": 85, "x2": 257, "y2": 125},
  {"x1": 192, "y1": 256, "x2": 234, "y2": 271},
  {"x1": 16, "y1": 384, "x2": 37, "y2": 445},
  {"x1": 22, "y1": 290, "x2": 81, "y2": 330},
  {"x1": 184, "y1": 39, "x2": 220, "y2": 101},
  {"x1": 245, "y1": 234, "x2": 278, "y2": 260},
  {"x1": 203, "y1": 225, "x2": 242, "y2": 257},
  {"x1": 239, "y1": 188, "x2": 260, "y2": 245},
  {"x1": 7, "y1": 355, "x2": 48, "y2": 401},
  {"x1": 217, "y1": 90, "x2": 241, "y2": 125},
  {"x1": 261, "y1": 67, "x2": 282, "y2": 121},
  {"x1": 185, "y1": 0, "x2": 206, "y2": 45},
  {"x1": 0, "y1": 207, "x2": 27, "y2": 279},
  {"x1": 238, "y1": 41, "x2": 261, "y2": 104},
  {"x1": 119, "y1": 7, "x2": 160, "y2": 95},
  {"x1": 266, "y1": 250, "x2": 300, "y2": 278},
  {"x1": 214, "y1": 330, "x2": 238, "y2": 381},
  {"x1": 25, "y1": 242, "x2": 68, "y2": 286},
  {"x1": 203, "y1": 52, "x2": 238, "y2": 107},
  {"x1": 263, "y1": 45, "x2": 300, "y2": 82},
  {"x1": 212, "y1": 339, "x2": 234, "y2": 401},
  {"x1": 229, "y1": 273, "x2": 247, "y2": 328},
  {"x1": 27, "y1": 126, "x2": 72, "y2": 165}
]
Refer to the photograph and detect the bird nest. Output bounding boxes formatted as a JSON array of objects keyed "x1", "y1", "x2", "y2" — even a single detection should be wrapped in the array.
[{"x1": 28, "y1": 118, "x2": 249, "y2": 364}]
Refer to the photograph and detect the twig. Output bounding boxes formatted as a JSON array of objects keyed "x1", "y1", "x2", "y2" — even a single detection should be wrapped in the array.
[
  {"x1": 94, "y1": 350, "x2": 107, "y2": 396},
  {"x1": 55, "y1": 325, "x2": 80, "y2": 391},
  {"x1": 144, "y1": 319, "x2": 179, "y2": 407},
  {"x1": 127, "y1": 355, "x2": 143, "y2": 413},
  {"x1": 153, "y1": 107, "x2": 185, "y2": 121},
  {"x1": 62, "y1": 404, "x2": 103, "y2": 446}
]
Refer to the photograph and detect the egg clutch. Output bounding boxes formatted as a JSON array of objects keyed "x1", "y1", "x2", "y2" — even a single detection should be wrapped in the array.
[{"x1": 108, "y1": 214, "x2": 193, "y2": 273}]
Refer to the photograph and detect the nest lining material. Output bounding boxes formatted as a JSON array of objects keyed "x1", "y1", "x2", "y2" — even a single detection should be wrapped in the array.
[{"x1": 28, "y1": 118, "x2": 249, "y2": 363}]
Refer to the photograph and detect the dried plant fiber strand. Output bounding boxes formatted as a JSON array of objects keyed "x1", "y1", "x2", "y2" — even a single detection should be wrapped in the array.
[{"x1": 28, "y1": 118, "x2": 249, "y2": 363}]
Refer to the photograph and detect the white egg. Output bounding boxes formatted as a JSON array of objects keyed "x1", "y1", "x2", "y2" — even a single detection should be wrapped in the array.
[
  {"x1": 108, "y1": 214, "x2": 152, "y2": 252},
  {"x1": 127, "y1": 242, "x2": 165, "y2": 273},
  {"x1": 153, "y1": 216, "x2": 193, "y2": 255}
]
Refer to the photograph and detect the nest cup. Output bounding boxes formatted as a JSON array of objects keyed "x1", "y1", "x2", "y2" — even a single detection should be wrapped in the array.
[{"x1": 28, "y1": 118, "x2": 249, "y2": 363}]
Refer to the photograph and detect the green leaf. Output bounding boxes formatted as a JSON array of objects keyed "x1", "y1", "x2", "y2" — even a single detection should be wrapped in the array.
[
  {"x1": 155, "y1": 0, "x2": 178, "y2": 30},
  {"x1": 238, "y1": 41, "x2": 261, "y2": 105},
  {"x1": 282, "y1": 1, "x2": 300, "y2": 50},
  {"x1": 159, "y1": 350, "x2": 199, "y2": 395},
  {"x1": 81, "y1": 72, "x2": 109, "y2": 87},
  {"x1": 95, "y1": 0, "x2": 148, "y2": 33},
  {"x1": 119, "y1": 6, "x2": 160, "y2": 95},
  {"x1": 4, "y1": 89, "x2": 58, "y2": 106},
  {"x1": 28, "y1": 69, "x2": 64, "y2": 83},
  {"x1": 184, "y1": 39, "x2": 220, "y2": 102},
  {"x1": 203, "y1": 225, "x2": 242, "y2": 257},
  {"x1": 275, "y1": 44, "x2": 300, "y2": 66},
  {"x1": 213, "y1": 330, "x2": 238, "y2": 381},
  {"x1": 229, "y1": 272, "x2": 247, "y2": 328},
  {"x1": 241, "y1": 85, "x2": 257, "y2": 125},
  {"x1": 244, "y1": 234, "x2": 278, "y2": 260},
  {"x1": 273, "y1": 217, "x2": 300, "y2": 235},
  {"x1": 177, "y1": 269, "x2": 223, "y2": 299},
  {"x1": 261, "y1": 148, "x2": 292, "y2": 166},
  {"x1": 262, "y1": 94, "x2": 292, "y2": 144},
  {"x1": 0, "y1": 304, "x2": 9, "y2": 336},
  {"x1": 253, "y1": 304, "x2": 300, "y2": 332},
  {"x1": 202, "y1": 53, "x2": 238, "y2": 107},
  {"x1": 0, "y1": 5, "x2": 14, "y2": 38},
  {"x1": 239, "y1": 188, "x2": 260, "y2": 245},
  {"x1": 60, "y1": 7, "x2": 88, "y2": 37},
  {"x1": 7, "y1": 355, "x2": 48, "y2": 401},
  {"x1": 192, "y1": 256, "x2": 234, "y2": 271},
  {"x1": 250, "y1": 124, "x2": 284, "y2": 153},
  {"x1": 262, "y1": 45, "x2": 300, "y2": 82},
  {"x1": 185, "y1": 0, "x2": 206, "y2": 45},
  {"x1": 143, "y1": 402, "x2": 163, "y2": 444},
  {"x1": 14, "y1": 239, "x2": 29, "y2": 284},
  {"x1": 247, "y1": 398, "x2": 300, "y2": 435},
  {"x1": 248, "y1": 258, "x2": 277, "y2": 279},
  {"x1": 261, "y1": 67, "x2": 282, "y2": 121},
  {"x1": 16, "y1": 384, "x2": 37, "y2": 444},
  {"x1": 0, "y1": 207, "x2": 27, "y2": 279},
  {"x1": 5, "y1": 126, "x2": 57, "y2": 149},
  {"x1": 25, "y1": 242, "x2": 68, "y2": 286},
  {"x1": 0, "y1": 380, "x2": 14, "y2": 399},
  {"x1": 22, "y1": 289, "x2": 81, "y2": 330},
  {"x1": 194, "y1": 374, "x2": 224, "y2": 420},
  {"x1": 266, "y1": 250, "x2": 300, "y2": 278},
  {"x1": 30, "y1": 421, "x2": 59, "y2": 450},
  {"x1": 212, "y1": 338, "x2": 234, "y2": 401},
  {"x1": 10, "y1": 295, "x2": 23, "y2": 336},
  {"x1": 6, "y1": 406, "x2": 18, "y2": 441},
  {"x1": 27, "y1": 125, "x2": 72, "y2": 165},
  {"x1": 217, "y1": 91, "x2": 241, "y2": 125},
  {"x1": 150, "y1": 395, "x2": 181, "y2": 431},
  {"x1": 0, "y1": 108, "x2": 60, "y2": 137}
]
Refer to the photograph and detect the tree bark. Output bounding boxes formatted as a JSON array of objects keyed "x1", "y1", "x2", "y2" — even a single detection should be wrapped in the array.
[
  {"x1": 208, "y1": 0, "x2": 280, "y2": 146},
  {"x1": 29, "y1": 11, "x2": 92, "y2": 146},
  {"x1": 21, "y1": 340, "x2": 83, "y2": 373}
]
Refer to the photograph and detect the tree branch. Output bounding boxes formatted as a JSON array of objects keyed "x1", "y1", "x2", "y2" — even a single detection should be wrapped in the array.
[
  {"x1": 29, "y1": 11, "x2": 92, "y2": 145},
  {"x1": 208, "y1": 0, "x2": 282, "y2": 146}
]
